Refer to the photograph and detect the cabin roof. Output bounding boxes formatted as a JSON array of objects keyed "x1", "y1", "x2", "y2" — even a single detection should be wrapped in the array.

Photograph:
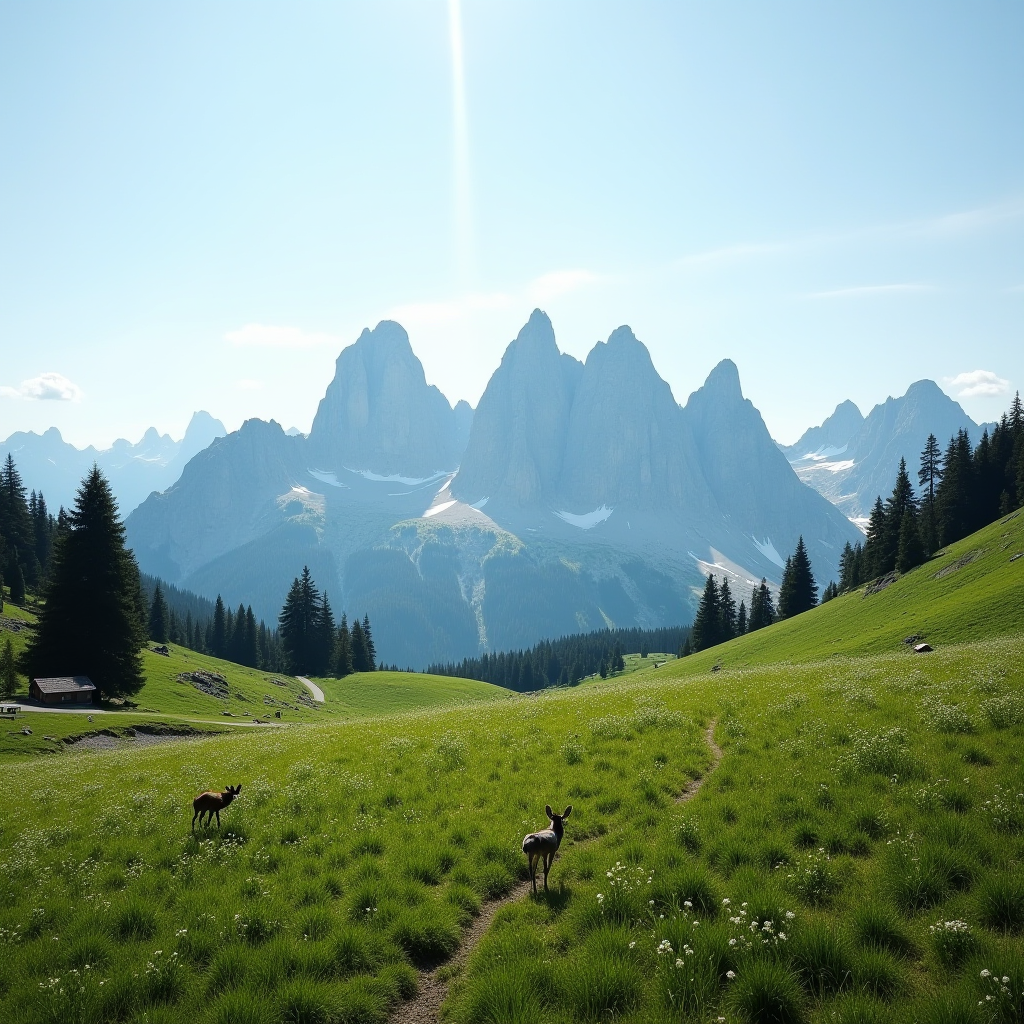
[{"x1": 32, "y1": 676, "x2": 96, "y2": 694}]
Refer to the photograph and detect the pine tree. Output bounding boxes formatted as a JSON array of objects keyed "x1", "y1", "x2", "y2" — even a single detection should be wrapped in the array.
[
  {"x1": 778, "y1": 537, "x2": 817, "y2": 618},
  {"x1": 313, "y1": 592, "x2": 336, "y2": 676},
  {"x1": 0, "y1": 636, "x2": 17, "y2": 698},
  {"x1": 350, "y1": 618, "x2": 369, "y2": 673},
  {"x1": 231, "y1": 603, "x2": 247, "y2": 663},
  {"x1": 21, "y1": 466, "x2": 145, "y2": 697},
  {"x1": 612, "y1": 641, "x2": 624, "y2": 672},
  {"x1": 244, "y1": 607, "x2": 260, "y2": 668},
  {"x1": 882, "y1": 459, "x2": 917, "y2": 574},
  {"x1": 0, "y1": 455, "x2": 33, "y2": 582},
  {"x1": 679, "y1": 635, "x2": 692, "y2": 657},
  {"x1": 362, "y1": 615, "x2": 376, "y2": 671},
  {"x1": 839, "y1": 541, "x2": 862, "y2": 592},
  {"x1": 691, "y1": 575, "x2": 720, "y2": 651},
  {"x1": 896, "y1": 507, "x2": 925, "y2": 574},
  {"x1": 821, "y1": 581, "x2": 839, "y2": 603},
  {"x1": 936, "y1": 430, "x2": 975, "y2": 545},
  {"x1": 736, "y1": 600, "x2": 747, "y2": 636},
  {"x1": 212, "y1": 596, "x2": 227, "y2": 658},
  {"x1": 279, "y1": 567, "x2": 320, "y2": 675},
  {"x1": 863, "y1": 497, "x2": 887, "y2": 580},
  {"x1": 335, "y1": 613, "x2": 353, "y2": 677},
  {"x1": 148, "y1": 583, "x2": 169, "y2": 643},
  {"x1": 8, "y1": 557, "x2": 25, "y2": 605},
  {"x1": 918, "y1": 434, "x2": 943, "y2": 503},
  {"x1": 719, "y1": 578, "x2": 736, "y2": 641}
]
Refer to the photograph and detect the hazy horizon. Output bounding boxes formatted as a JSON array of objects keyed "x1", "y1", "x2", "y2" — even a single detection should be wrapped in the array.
[{"x1": 1, "y1": 2, "x2": 1021, "y2": 449}]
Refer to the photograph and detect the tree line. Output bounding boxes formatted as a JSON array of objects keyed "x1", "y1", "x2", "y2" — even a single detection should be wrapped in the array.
[
  {"x1": 0, "y1": 455, "x2": 307, "y2": 698},
  {"x1": 837, "y1": 392, "x2": 1024, "y2": 593},
  {"x1": 278, "y1": 566, "x2": 377, "y2": 677},
  {"x1": 144, "y1": 580, "x2": 286, "y2": 672},
  {"x1": 0, "y1": 454, "x2": 59, "y2": 607},
  {"x1": 684, "y1": 536, "x2": 818, "y2": 655},
  {"x1": 426, "y1": 625, "x2": 691, "y2": 692}
]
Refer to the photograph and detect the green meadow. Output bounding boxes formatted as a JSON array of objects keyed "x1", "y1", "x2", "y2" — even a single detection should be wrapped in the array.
[{"x1": 0, "y1": 513, "x2": 1021, "y2": 1022}]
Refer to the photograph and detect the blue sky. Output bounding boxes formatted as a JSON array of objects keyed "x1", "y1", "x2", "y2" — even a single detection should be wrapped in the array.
[{"x1": 0, "y1": 1, "x2": 1021, "y2": 448}]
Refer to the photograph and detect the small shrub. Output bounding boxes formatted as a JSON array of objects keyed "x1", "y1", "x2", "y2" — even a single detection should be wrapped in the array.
[
  {"x1": 838, "y1": 728, "x2": 916, "y2": 779},
  {"x1": 977, "y1": 875, "x2": 1024, "y2": 934},
  {"x1": 660, "y1": 863, "x2": 720, "y2": 916},
  {"x1": 929, "y1": 919, "x2": 977, "y2": 968},
  {"x1": 789, "y1": 921, "x2": 854, "y2": 997},
  {"x1": 730, "y1": 959, "x2": 805, "y2": 1024},
  {"x1": 142, "y1": 949, "x2": 184, "y2": 1005}
]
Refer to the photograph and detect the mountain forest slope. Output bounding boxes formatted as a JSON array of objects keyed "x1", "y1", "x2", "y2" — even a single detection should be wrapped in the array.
[{"x1": 126, "y1": 311, "x2": 860, "y2": 667}]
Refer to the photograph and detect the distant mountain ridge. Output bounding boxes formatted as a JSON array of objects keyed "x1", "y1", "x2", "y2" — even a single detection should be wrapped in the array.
[
  {"x1": 126, "y1": 310, "x2": 861, "y2": 668},
  {"x1": 782, "y1": 381, "x2": 993, "y2": 518},
  {"x1": 1, "y1": 410, "x2": 226, "y2": 515}
]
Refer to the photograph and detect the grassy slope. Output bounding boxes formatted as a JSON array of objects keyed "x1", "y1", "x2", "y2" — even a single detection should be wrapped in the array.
[
  {"x1": 673, "y1": 509, "x2": 1024, "y2": 675},
  {"x1": 2, "y1": 599, "x2": 507, "y2": 726},
  {"x1": 315, "y1": 671, "x2": 511, "y2": 718},
  {"x1": 0, "y1": 517, "x2": 1021, "y2": 1022}
]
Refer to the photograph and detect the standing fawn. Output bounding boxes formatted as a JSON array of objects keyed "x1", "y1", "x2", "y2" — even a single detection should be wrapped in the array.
[
  {"x1": 192, "y1": 784, "x2": 242, "y2": 830},
  {"x1": 522, "y1": 804, "x2": 572, "y2": 893}
]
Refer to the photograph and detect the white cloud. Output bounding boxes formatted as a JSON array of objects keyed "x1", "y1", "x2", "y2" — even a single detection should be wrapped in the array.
[
  {"x1": 224, "y1": 324, "x2": 339, "y2": 349},
  {"x1": 946, "y1": 370, "x2": 1011, "y2": 399},
  {"x1": 386, "y1": 267, "x2": 600, "y2": 331},
  {"x1": 0, "y1": 372, "x2": 83, "y2": 401},
  {"x1": 807, "y1": 283, "x2": 935, "y2": 300}
]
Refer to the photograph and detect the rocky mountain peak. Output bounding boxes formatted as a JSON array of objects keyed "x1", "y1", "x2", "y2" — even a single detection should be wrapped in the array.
[
  {"x1": 308, "y1": 321, "x2": 463, "y2": 478},
  {"x1": 701, "y1": 358, "x2": 743, "y2": 401}
]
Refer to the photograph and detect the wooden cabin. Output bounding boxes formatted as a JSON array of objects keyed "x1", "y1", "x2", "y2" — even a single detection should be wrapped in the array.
[{"x1": 30, "y1": 676, "x2": 96, "y2": 705}]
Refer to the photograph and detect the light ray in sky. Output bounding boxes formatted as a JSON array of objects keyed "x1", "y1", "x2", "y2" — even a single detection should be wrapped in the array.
[{"x1": 448, "y1": 0, "x2": 474, "y2": 285}]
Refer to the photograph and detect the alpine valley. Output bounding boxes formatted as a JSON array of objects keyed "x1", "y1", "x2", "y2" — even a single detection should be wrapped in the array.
[{"x1": 124, "y1": 311, "x2": 861, "y2": 668}]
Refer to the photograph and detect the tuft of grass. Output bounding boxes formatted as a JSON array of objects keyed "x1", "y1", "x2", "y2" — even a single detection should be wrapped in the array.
[
  {"x1": 977, "y1": 874, "x2": 1024, "y2": 934},
  {"x1": 789, "y1": 921, "x2": 855, "y2": 997},
  {"x1": 851, "y1": 903, "x2": 915, "y2": 957},
  {"x1": 730, "y1": 959, "x2": 805, "y2": 1024},
  {"x1": 110, "y1": 900, "x2": 157, "y2": 942}
]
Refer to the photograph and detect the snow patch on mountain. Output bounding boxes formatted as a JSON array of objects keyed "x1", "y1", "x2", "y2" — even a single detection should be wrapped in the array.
[
  {"x1": 751, "y1": 536, "x2": 785, "y2": 568},
  {"x1": 423, "y1": 499, "x2": 458, "y2": 518},
  {"x1": 554, "y1": 506, "x2": 613, "y2": 529},
  {"x1": 308, "y1": 469, "x2": 346, "y2": 488},
  {"x1": 348, "y1": 468, "x2": 449, "y2": 486}
]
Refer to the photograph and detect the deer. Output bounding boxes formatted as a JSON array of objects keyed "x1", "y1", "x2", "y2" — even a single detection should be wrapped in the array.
[
  {"x1": 522, "y1": 804, "x2": 572, "y2": 893},
  {"x1": 192, "y1": 784, "x2": 242, "y2": 831}
]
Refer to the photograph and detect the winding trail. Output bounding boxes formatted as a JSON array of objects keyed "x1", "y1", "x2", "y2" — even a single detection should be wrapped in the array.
[
  {"x1": 389, "y1": 719, "x2": 722, "y2": 1023},
  {"x1": 296, "y1": 676, "x2": 325, "y2": 702}
]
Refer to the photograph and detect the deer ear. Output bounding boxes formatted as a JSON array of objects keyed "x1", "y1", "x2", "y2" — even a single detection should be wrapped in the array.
[
  {"x1": 563, "y1": 805, "x2": 573, "y2": 819},
  {"x1": 236, "y1": 784, "x2": 242, "y2": 792},
  {"x1": 545, "y1": 804, "x2": 553, "y2": 819}
]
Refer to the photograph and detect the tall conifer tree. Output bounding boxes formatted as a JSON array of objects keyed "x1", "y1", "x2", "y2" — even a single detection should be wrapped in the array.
[
  {"x1": 149, "y1": 583, "x2": 169, "y2": 643},
  {"x1": 778, "y1": 537, "x2": 817, "y2": 618},
  {"x1": 22, "y1": 467, "x2": 145, "y2": 697},
  {"x1": 691, "y1": 575, "x2": 720, "y2": 651}
]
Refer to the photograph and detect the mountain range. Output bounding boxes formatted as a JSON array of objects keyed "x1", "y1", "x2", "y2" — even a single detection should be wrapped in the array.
[
  {"x1": 779, "y1": 381, "x2": 993, "y2": 520},
  {"x1": 124, "y1": 311, "x2": 861, "y2": 668},
  {"x1": 1, "y1": 411, "x2": 226, "y2": 516}
]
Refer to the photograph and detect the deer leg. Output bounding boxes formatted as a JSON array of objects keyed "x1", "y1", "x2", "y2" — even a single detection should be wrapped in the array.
[
  {"x1": 191, "y1": 809, "x2": 198, "y2": 831},
  {"x1": 528, "y1": 853, "x2": 537, "y2": 893},
  {"x1": 215, "y1": 809, "x2": 221, "y2": 828},
  {"x1": 543, "y1": 853, "x2": 551, "y2": 891}
]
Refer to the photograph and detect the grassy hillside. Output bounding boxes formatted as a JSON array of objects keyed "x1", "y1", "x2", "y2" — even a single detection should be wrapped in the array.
[
  {"x1": 315, "y1": 671, "x2": 511, "y2": 718},
  {"x1": 1, "y1": 600, "x2": 507, "y2": 726},
  {"x1": 0, "y1": 515, "x2": 1021, "y2": 1022},
  {"x1": 673, "y1": 509, "x2": 1024, "y2": 675}
]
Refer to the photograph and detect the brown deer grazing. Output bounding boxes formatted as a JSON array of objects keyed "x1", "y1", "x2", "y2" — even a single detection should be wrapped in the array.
[
  {"x1": 522, "y1": 804, "x2": 572, "y2": 893},
  {"x1": 192, "y1": 784, "x2": 242, "y2": 830}
]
